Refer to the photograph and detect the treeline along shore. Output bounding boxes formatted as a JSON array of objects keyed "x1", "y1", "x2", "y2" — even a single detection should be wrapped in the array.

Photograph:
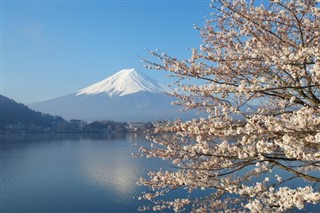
[
  {"x1": 1, "y1": 119, "x2": 154, "y2": 134},
  {"x1": 0, "y1": 95, "x2": 154, "y2": 134}
]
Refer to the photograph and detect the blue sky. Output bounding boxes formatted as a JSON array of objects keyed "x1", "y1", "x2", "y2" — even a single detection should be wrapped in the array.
[{"x1": 1, "y1": 0, "x2": 211, "y2": 103}]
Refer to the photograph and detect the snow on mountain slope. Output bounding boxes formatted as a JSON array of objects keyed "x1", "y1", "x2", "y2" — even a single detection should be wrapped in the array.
[
  {"x1": 28, "y1": 68, "x2": 195, "y2": 122},
  {"x1": 77, "y1": 68, "x2": 169, "y2": 96}
]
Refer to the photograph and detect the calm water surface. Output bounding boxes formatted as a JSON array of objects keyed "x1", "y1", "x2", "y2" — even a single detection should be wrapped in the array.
[
  {"x1": 0, "y1": 134, "x2": 163, "y2": 213},
  {"x1": 1, "y1": 134, "x2": 319, "y2": 213}
]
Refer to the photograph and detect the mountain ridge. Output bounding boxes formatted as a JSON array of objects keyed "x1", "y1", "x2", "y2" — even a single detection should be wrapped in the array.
[
  {"x1": 0, "y1": 95, "x2": 64, "y2": 126},
  {"x1": 77, "y1": 68, "x2": 169, "y2": 97},
  {"x1": 28, "y1": 68, "x2": 193, "y2": 122}
]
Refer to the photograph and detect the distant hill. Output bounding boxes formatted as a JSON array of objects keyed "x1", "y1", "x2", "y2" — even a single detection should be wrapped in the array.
[{"x1": 0, "y1": 95, "x2": 64, "y2": 127}]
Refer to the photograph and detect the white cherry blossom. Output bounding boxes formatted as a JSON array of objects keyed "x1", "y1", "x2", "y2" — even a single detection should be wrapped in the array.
[{"x1": 138, "y1": 0, "x2": 320, "y2": 212}]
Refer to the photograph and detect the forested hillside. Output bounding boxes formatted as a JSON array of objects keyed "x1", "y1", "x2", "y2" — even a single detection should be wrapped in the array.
[{"x1": 0, "y1": 95, "x2": 64, "y2": 127}]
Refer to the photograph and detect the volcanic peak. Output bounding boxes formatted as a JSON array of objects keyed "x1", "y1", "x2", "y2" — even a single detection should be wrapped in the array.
[{"x1": 76, "y1": 68, "x2": 166, "y2": 97}]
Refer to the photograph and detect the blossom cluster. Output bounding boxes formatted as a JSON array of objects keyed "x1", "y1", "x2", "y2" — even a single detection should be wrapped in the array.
[{"x1": 139, "y1": 0, "x2": 320, "y2": 212}]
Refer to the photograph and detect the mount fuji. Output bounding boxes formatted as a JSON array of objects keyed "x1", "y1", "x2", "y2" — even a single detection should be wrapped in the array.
[{"x1": 28, "y1": 68, "x2": 193, "y2": 122}]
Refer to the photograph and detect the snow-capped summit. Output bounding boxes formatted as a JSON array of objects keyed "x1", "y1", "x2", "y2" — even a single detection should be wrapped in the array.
[
  {"x1": 28, "y1": 68, "x2": 195, "y2": 121},
  {"x1": 77, "y1": 68, "x2": 167, "y2": 97}
]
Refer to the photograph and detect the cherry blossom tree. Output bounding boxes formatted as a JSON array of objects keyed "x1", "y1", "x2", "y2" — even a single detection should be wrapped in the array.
[{"x1": 137, "y1": 0, "x2": 320, "y2": 212}]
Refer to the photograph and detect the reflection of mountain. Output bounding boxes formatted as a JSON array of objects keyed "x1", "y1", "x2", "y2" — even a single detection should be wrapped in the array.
[
  {"x1": 0, "y1": 95, "x2": 63, "y2": 126},
  {"x1": 29, "y1": 68, "x2": 193, "y2": 122}
]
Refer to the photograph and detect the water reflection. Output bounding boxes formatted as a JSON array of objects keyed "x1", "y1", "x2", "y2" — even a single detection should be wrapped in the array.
[
  {"x1": 3, "y1": 134, "x2": 318, "y2": 212},
  {"x1": 0, "y1": 133, "x2": 157, "y2": 213},
  {"x1": 79, "y1": 140, "x2": 139, "y2": 196}
]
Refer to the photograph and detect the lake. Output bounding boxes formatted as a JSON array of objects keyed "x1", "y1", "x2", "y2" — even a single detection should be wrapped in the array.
[
  {"x1": 1, "y1": 134, "x2": 319, "y2": 213},
  {"x1": 0, "y1": 134, "x2": 163, "y2": 213}
]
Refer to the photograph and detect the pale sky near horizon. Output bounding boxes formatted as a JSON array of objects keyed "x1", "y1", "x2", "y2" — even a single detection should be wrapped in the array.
[{"x1": 1, "y1": 0, "x2": 211, "y2": 103}]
